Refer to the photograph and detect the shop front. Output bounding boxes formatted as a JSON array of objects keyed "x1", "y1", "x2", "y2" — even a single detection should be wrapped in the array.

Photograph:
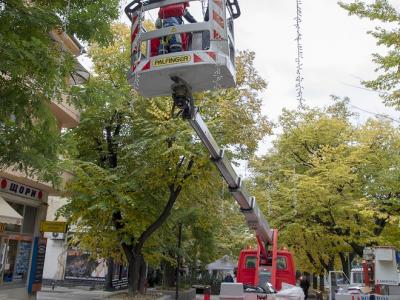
[{"x1": 0, "y1": 176, "x2": 48, "y2": 300}]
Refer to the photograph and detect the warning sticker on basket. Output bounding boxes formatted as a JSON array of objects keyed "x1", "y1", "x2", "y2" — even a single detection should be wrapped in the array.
[{"x1": 153, "y1": 55, "x2": 191, "y2": 67}]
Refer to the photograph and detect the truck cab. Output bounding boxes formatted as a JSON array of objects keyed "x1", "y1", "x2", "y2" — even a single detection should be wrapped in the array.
[{"x1": 236, "y1": 248, "x2": 296, "y2": 291}]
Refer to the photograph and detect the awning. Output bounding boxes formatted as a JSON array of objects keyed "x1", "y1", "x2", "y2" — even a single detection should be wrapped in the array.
[{"x1": 0, "y1": 196, "x2": 23, "y2": 225}]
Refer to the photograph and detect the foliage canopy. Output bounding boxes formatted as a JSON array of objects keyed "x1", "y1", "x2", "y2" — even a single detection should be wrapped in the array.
[
  {"x1": 0, "y1": 0, "x2": 119, "y2": 180},
  {"x1": 252, "y1": 98, "x2": 400, "y2": 274}
]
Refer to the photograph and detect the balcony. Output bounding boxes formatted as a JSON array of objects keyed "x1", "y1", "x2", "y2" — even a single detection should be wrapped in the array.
[
  {"x1": 49, "y1": 30, "x2": 84, "y2": 57},
  {"x1": 50, "y1": 94, "x2": 80, "y2": 129}
]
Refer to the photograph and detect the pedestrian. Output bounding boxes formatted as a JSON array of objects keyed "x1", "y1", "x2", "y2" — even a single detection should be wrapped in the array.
[
  {"x1": 300, "y1": 274, "x2": 310, "y2": 300},
  {"x1": 156, "y1": 2, "x2": 197, "y2": 54},
  {"x1": 223, "y1": 273, "x2": 234, "y2": 283}
]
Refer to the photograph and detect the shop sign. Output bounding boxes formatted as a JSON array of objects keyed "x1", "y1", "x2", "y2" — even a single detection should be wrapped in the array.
[
  {"x1": 0, "y1": 177, "x2": 43, "y2": 200},
  {"x1": 0, "y1": 223, "x2": 5, "y2": 233},
  {"x1": 40, "y1": 221, "x2": 67, "y2": 233},
  {"x1": 7, "y1": 234, "x2": 33, "y2": 242},
  {"x1": 28, "y1": 237, "x2": 47, "y2": 294}
]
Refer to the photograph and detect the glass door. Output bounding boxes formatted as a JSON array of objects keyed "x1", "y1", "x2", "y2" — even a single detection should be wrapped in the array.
[
  {"x1": 0, "y1": 237, "x2": 8, "y2": 285},
  {"x1": 3, "y1": 239, "x2": 18, "y2": 283}
]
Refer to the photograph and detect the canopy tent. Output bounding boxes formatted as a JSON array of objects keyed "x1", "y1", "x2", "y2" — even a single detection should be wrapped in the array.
[
  {"x1": 206, "y1": 255, "x2": 237, "y2": 271},
  {"x1": 0, "y1": 196, "x2": 23, "y2": 225}
]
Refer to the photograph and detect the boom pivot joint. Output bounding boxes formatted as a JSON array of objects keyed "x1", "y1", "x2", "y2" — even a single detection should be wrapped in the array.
[{"x1": 171, "y1": 76, "x2": 196, "y2": 119}]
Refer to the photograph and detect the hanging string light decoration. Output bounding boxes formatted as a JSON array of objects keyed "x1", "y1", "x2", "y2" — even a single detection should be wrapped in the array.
[{"x1": 295, "y1": 0, "x2": 305, "y2": 108}]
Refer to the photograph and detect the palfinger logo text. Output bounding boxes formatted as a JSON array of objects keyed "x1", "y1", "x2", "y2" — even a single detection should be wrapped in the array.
[{"x1": 153, "y1": 55, "x2": 191, "y2": 67}]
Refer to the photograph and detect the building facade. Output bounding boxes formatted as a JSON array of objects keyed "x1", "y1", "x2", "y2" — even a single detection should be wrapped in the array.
[{"x1": 0, "y1": 30, "x2": 86, "y2": 300}]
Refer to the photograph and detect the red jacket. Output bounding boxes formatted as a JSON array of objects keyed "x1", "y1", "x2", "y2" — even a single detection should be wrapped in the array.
[{"x1": 158, "y1": 2, "x2": 189, "y2": 19}]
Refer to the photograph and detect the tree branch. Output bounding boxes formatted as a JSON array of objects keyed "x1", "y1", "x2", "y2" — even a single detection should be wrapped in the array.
[
  {"x1": 182, "y1": 158, "x2": 194, "y2": 181},
  {"x1": 135, "y1": 184, "x2": 182, "y2": 252},
  {"x1": 94, "y1": 137, "x2": 107, "y2": 168},
  {"x1": 303, "y1": 140, "x2": 316, "y2": 155},
  {"x1": 292, "y1": 151, "x2": 314, "y2": 168},
  {"x1": 112, "y1": 210, "x2": 137, "y2": 259},
  {"x1": 173, "y1": 156, "x2": 186, "y2": 185}
]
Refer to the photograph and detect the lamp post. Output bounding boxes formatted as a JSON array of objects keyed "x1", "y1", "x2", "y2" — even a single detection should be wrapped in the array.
[{"x1": 176, "y1": 223, "x2": 183, "y2": 300}]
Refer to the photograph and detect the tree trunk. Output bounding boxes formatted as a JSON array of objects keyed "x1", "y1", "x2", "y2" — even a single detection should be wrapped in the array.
[
  {"x1": 339, "y1": 252, "x2": 350, "y2": 278},
  {"x1": 327, "y1": 256, "x2": 335, "y2": 272},
  {"x1": 319, "y1": 274, "x2": 324, "y2": 291},
  {"x1": 105, "y1": 257, "x2": 114, "y2": 291},
  {"x1": 312, "y1": 274, "x2": 318, "y2": 289},
  {"x1": 116, "y1": 160, "x2": 193, "y2": 296},
  {"x1": 163, "y1": 259, "x2": 176, "y2": 287},
  {"x1": 125, "y1": 249, "x2": 144, "y2": 297},
  {"x1": 139, "y1": 256, "x2": 147, "y2": 294}
]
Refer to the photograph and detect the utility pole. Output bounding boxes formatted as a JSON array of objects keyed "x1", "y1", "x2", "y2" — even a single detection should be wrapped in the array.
[{"x1": 176, "y1": 223, "x2": 183, "y2": 300}]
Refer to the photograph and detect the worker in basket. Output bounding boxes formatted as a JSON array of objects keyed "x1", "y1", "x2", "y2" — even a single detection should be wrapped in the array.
[{"x1": 155, "y1": 1, "x2": 197, "y2": 55}]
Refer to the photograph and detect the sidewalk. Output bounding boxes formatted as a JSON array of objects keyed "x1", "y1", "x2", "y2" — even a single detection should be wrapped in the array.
[
  {"x1": 38, "y1": 286, "x2": 116, "y2": 300},
  {"x1": 38, "y1": 286, "x2": 164, "y2": 300}
]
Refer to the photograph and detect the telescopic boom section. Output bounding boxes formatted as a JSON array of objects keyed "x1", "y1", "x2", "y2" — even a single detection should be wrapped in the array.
[{"x1": 171, "y1": 77, "x2": 274, "y2": 244}]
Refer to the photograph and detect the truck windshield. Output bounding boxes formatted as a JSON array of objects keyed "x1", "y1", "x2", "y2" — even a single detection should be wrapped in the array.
[{"x1": 352, "y1": 271, "x2": 364, "y2": 284}]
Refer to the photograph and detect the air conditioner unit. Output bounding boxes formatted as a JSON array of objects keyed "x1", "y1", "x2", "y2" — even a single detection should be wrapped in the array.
[{"x1": 44, "y1": 232, "x2": 65, "y2": 240}]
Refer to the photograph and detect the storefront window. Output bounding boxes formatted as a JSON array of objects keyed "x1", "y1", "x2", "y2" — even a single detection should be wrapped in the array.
[
  {"x1": 0, "y1": 237, "x2": 7, "y2": 283},
  {"x1": 3, "y1": 239, "x2": 18, "y2": 282},
  {"x1": 1, "y1": 200, "x2": 36, "y2": 283},
  {"x1": 13, "y1": 241, "x2": 32, "y2": 281}
]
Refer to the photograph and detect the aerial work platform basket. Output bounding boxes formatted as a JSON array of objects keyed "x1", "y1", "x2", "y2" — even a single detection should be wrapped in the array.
[{"x1": 125, "y1": 0, "x2": 240, "y2": 97}]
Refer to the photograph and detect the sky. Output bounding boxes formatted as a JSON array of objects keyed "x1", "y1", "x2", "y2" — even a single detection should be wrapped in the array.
[
  {"x1": 232, "y1": 0, "x2": 400, "y2": 151},
  {"x1": 114, "y1": 0, "x2": 400, "y2": 175}
]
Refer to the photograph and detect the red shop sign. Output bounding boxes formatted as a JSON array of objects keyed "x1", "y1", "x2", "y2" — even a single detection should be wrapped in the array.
[{"x1": 0, "y1": 177, "x2": 43, "y2": 200}]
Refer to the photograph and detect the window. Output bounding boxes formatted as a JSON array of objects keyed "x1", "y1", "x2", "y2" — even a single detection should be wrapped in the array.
[
  {"x1": 245, "y1": 256, "x2": 257, "y2": 269},
  {"x1": 352, "y1": 271, "x2": 364, "y2": 284},
  {"x1": 277, "y1": 257, "x2": 287, "y2": 270}
]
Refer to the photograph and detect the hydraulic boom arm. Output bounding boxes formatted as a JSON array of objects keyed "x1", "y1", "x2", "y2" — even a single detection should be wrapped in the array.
[{"x1": 171, "y1": 77, "x2": 273, "y2": 245}]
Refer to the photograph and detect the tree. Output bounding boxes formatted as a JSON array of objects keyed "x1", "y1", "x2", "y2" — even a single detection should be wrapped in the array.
[
  {"x1": 251, "y1": 98, "x2": 400, "y2": 275},
  {"x1": 339, "y1": 0, "x2": 400, "y2": 110},
  {"x1": 60, "y1": 24, "x2": 272, "y2": 295},
  {"x1": 0, "y1": 0, "x2": 119, "y2": 180}
]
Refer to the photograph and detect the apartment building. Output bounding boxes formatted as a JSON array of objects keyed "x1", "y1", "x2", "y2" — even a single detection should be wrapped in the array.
[{"x1": 0, "y1": 30, "x2": 88, "y2": 300}]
